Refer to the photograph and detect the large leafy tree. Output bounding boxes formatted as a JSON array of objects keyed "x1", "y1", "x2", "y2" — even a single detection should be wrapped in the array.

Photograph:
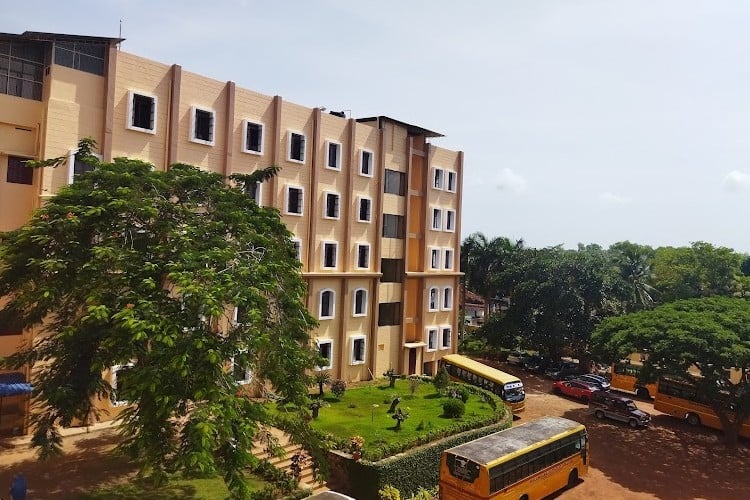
[
  {"x1": 0, "y1": 143, "x2": 319, "y2": 496},
  {"x1": 592, "y1": 297, "x2": 750, "y2": 447}
]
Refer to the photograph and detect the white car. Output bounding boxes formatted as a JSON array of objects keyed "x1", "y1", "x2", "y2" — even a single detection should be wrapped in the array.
[{"x1": 507, "y1": 350, "x2": 530, "y2": 365}]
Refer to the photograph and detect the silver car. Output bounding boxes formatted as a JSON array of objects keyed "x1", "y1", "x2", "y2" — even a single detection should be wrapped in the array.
[{"x1": 575, "y1": 374, "x2": 611, "y2": 391}]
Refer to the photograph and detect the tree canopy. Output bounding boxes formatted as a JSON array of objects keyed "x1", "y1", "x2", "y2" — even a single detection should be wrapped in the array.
[
  {"x1": 0, "y1": 145, "x2": 319, "y2": 496},
  {"x1": 592, "y1": 297, "x2": 750, "y2": 445}
]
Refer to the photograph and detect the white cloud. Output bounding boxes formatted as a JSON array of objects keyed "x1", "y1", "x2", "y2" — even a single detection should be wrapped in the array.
[
  {"x1": 495, "y1": 168, "x2": 527, "y2": 193},
  {"x1": 723, "y1": 170, "x2": 750, "y2": 192},
  {"x1": 598, "y1": 192, "x2": 630, "y2": 204}
]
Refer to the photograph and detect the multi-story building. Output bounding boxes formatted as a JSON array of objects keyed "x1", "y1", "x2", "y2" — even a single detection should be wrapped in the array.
[{"x1": 0, "y1": 31, "x2": 463, "y2": 435}]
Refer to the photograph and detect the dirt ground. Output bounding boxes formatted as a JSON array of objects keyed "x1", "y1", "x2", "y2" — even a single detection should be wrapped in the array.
[{"x1": 2, "y1": 364, "x2": 750, "y2": 499}]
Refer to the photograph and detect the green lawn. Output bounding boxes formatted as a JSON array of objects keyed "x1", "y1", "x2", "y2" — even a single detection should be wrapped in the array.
[
  {"x1": 309, "y1": 378, "x2": 500, "y2": 454},
  {"x1": 79, "y1": 474, "x2": 267, "y2": 500}
]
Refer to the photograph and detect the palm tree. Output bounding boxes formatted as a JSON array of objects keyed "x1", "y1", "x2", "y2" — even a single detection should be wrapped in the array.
[{"x1": 609, "y1": 241, "x2": 658, "y2": 311}]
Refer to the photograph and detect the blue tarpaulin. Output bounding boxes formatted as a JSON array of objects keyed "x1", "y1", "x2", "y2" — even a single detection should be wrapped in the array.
[{"x1": 0, "y1": 372, "x2": 32, "y2": 397}]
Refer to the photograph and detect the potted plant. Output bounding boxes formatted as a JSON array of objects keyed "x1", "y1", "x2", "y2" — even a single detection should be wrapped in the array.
[{"x1": 349, "y1": 435, "x2": 365, "y2": 460}]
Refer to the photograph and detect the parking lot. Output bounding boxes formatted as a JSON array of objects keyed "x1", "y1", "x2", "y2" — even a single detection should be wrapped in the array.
[{"x1": 485, "y1": 360, "x2": 750, "y2": 500}]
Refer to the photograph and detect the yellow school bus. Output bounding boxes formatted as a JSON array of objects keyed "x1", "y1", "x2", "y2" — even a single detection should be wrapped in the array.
[
  {"x1": 440, "y1": 354, "x2": 525, "y2": 413},
  {"x1": 439, "y1": 416, "x2": 588, "y2": 500},
  {"x1": 610, "y1": 361, "x2": 658, "y2": 399}
]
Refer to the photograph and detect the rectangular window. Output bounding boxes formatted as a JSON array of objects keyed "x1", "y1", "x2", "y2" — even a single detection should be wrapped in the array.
[
  {"x1": 6, "y1": 156, "x2": 33, "y2": 185},
  {"x1": 378, "y1": 302, "x2": 402, "y2": 326},
  {"x1": 286, "y1": 186, "x2": 304, "y2": 215},
  {"x1": 445, "y1": 209, "x2": 456, "y2": 232},
  {"x1": 289, "y1": 132, "x2": 306, "y2": 162},
  {"x1": 353, "y1": 288, "x2": 368, "y2": 316},
  {"x1": 431, "y1": 208, "x2": 442, "y2": 231},
  {"x1": 357, "y1": 244, "x2": 370, "y2": 269},
  {"x1": 447, "y1": 171, "x2": 457, "y2": 192},
  {"x1": 428, "y1": 288, "x2": 439, "y2": 311},
  {"x1": 381, "y1": 259, "x2": 404, "y2": 283},
  {"x1": 127, "y1": 91, "x2": 157, "y2": 133},
  {"x1": 190, "y1": 107, "x2": 215, "y2": 145},
  {"x1": 317, "y1": 340, "x2": 333, "y2": 370},
  {"x1": 358, "y1": 197, "x2": 372, "y2": 223},
  {"x1": 441, "y1": 327, "x2": 452, "y2": 349},
  {"x1": 430, "y1": 248, "x2": 440, "y2": 270},
  {"x1": 360, "y1": 149, "x2": 374, "y2": 176},
  {"x1": 111, "y1": 364, "x2": 134, "y2": 406},
  {"x1": 384, "y1": 169, "x2": 405, "y2": 195},
  {"x1": 326, "y1": 141, "x2": 342, "y2": 170},
  {"x1": 319, "y1": 289, "x2": 335, "y2": 319},
  {"x1": 292, "y1": 239, "x2": 302, "y2": 261},
  {"x1": 442, "y1": 287, "x2": 453, "y2": 310},
  {"x1": 67, "y1": 149, "x2": 99, "y2": 184},
  {"x1": 444, "y1": 249, "x2": 454, "y2": 270},
  {"x1": 54, "y1": 41, "x2": 106, "y2": 76},
  {"x1": 1, "y1": 41, "x2": 44, "y2": 100},
  {"x1": 382, "y1": 214, "x2": 405, "y2": 239},
  {"x1": 231, "y1": 356, "x2": 252, "y2": 384},
  {"x1": 426, "y1": 328, "x2": 438, "y2": 351},
  {"x1": 243, "y1": 120, "x2": 263, "y2": 154},
  {"x1": 433, "y1": 168, "x2": 444, "y2": 190},
  {"x1": 351, "y1": 336, "x2": 366, "y2": 365},
  {"x1": 323, "y1": 242, "x2": 338, "y2": 269},
  {"x1": 324, "y1": 192, "x2": 341, "y2": 219}
]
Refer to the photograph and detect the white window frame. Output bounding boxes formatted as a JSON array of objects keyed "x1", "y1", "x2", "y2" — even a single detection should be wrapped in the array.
[
  {"x1": 356, "y1": 243, "x2": 370, "y2": 270},
  {"x1": 230, "y1": 354, "x2": 253, "y2": 385},
  {"x1": 316, "y1": 339, "x2": 333, "y2": 370},
  {"x1": 285, "y1": 185, "x2": 304, "y2": 216},
  {"x1": 111, "y1": 363, "x2": 134, "y2": 407},
  {"x1": 357, "y1": 196, "x2": 372, "y2": 223},
  {"x1": 322, "y1": 241, "x2": 338, "y2": 269},
  {"x1": 431, "y1": 207, "x2": 442, "y2": 231},
  {"x1": 359, "y1": 148, "x2": 374, "y2": 177},
  {"x1": 442, "y1": 287, "x2": 453, "y2": 311},
  {"x1": 323, "y1": 191, "x2": 341, "y2": 220},
  {"x1": 426, "y1": 327, "x2": 438, "y2": 352},
  {"x1": 245, "y1": 180, "x2": 262, "y2": 206},
  {"x1": 433, "y1": 167, "x2": 445, "y2": 190},
  {"x1": 445, "y1": 209, "x2": 456, "y2": 232},
  {"x1": 440, "y1": 325, "x2": 452, "y2": 350},
  {"x1": 67, "y1": 148, "x2": 102, "y2": 184},
  {"x1": 241, "y1": 119, "x2": 264, "y2": 155},
  {"x1": 232, "y1": 306, "x2": 243, "y2": 324},
  {"x1": 352, "y1": 288, "x2": 368, "y2": 317},
  {"x1": 292, "y1": 238, "x2": 303, "y2": 262},
  {"x1": 319, "y1": 288, "x2": 336, "y2": 319},
  {"x1": 350, "y1": 335, "x2": 367, "y2": 365},
  {"x1": 444, "y1": 248, "x2": 455, "y2": 270},
  {"x1": 189, "y1": 105, "x2": 216, "y2": 146},
  {"x1": 447, "y1": 170, "x2": 457, "y2": 193},
  {"x1": 430, "y1": 248, "x2": 440, "y2": 270},
  {"x1": 325, "y1": 140, "x2": 342, "y2": 170},
  {"x1": 428, "y1": 287, "x2": 439, "y2": 312},
  {"x1": 126, "y1": 90, "x2": 157, "y2": 134},
  {"x1": 288, "y1": 130, "x2": 306, "y2": 163}
]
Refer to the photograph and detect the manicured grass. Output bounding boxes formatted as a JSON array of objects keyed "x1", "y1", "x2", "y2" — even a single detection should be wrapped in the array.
[
  {"x1": 79, "y1": 474, "x2": 267, "y2": 500},
  {"x1": 309, "y1": 379, "x2": 499, "y2": 453}
]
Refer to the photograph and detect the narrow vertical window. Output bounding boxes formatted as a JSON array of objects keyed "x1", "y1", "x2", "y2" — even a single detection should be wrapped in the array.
[
  {"x1": 351, "y1": 336, "x2": 366, "y2": 364},
  {"x1": 323, "y1": 242, "x2": 338, "y2": 269},
  {"x1": 190, "y1": 107, "x2": 215, "y2": 145},
  {"x1": 444, "y1": 249, "x2": 454, "y2": 270},
  {"x1": 360, "y1": 149, "x2": 374, "y2": 176},
  {"x1": 433, "y1": 168, "x2": 444, "y2": 190},
  {"x1": 286, "y1": 186, "x2": 304, "y2": 215},
  {"x1": 326, "y1": 141, "x2": 342, "y2": 170},
  {"x1": 357, "y1": 244, "x2": 370, "y2": 269},
  {"x1": 128, "y1": 91, "x2": 156, "y2": 133},
  {"x1": 447, "y1": 171, "x2": 457, "y2": 192},
  {"x1": 445, "y1": 209, "x2": 456, "y2": 232},
  {"x1": 289, "y1": 132, "x2": 306, "y2": 162},
  {"x1": 324, "y1": 192, "x2": 341, "y2": 219},
  {"x1": 430, "y1": 249, "x2": 440, "y2": 270},
  {"x1": 358, "y1": 197, "x2": 372, "y2": 222},
  {"x1": 320, "y1": 289, "x2": 335, "y2": 319},
  {"x1": 353, "y1": 288, "x2": 368, "y2": 316},
  {"x1": 428, "y1": 287, "x2": 439, "y2": 311},
  {"x1": 317, "y1": 340, "x2": 333, "y2": 370},
  {"x1": 431, "y1": 208, "x2": 442, "y2": 231},
  {"x1": 243, "y1": 120, "x2": 263, "y2": 154},
  {"x1": 442, "y1": 287, "x2": 453, "y2": 310},
  {"x1": 441, "y1": 326, "x2": 452, "y2": 349},
  {"x1": 426, "y1": 328, "x2": 438, "y2": 351}
]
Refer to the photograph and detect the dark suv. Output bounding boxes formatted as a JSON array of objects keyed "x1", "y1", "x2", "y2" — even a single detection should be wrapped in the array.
[
  {"x1": 589, "y1": 391, "x2": 651, "y2": 428},
  {"x1": 545, "y1": 361, "x2": 582, "y2": 380}
]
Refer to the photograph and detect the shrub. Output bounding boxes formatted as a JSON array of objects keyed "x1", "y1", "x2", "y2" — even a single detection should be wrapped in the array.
[
  {"x1": 379, "y1": 484, "x2": 402, "y2": 500},
  {"x1": 408, "y1": 376, "x2": 422, "y2": 395},
  {"x1": 447, "y1": 384, "x2": 470, "y2": 403},
  {"x1": 442, "y1": 398, "x2": 465, "y2": 418},
  {"x1": 433, "y1": 367, "x2": 449, "y2": 393},
  {"x1": 331, "y1": 379, "x2": 347, "y2": 398}
]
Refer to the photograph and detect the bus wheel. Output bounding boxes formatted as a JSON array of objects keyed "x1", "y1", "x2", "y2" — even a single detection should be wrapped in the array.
[
  {"x1": 636, "y1": 387, "x2": 650, "y2": 399},
  {"x1": 595, "y1": 410, "x2": 605, "y2": 419},
  {"x1": 519, "y1": 495, "x2": 529, "y2": 500},
  {"x1": 687, "y1": 413, "x2": 701, "y2": 426},
  {"x1": 568, "y1": 468, "x2": 579, "y2": 487}
]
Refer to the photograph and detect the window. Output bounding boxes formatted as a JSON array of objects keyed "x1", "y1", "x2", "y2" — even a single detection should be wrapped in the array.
[
  {"x1": 326, "y1": 141, "x2": 342, "y2": 170},
  {"x1": 357, "y1": 197, "x2": 372, "y2": 223},
  {"x1": 442, "y1": 287, "x2": 453, "y2": 310},
  {"x1": 190, "y1": 106, "x2": 215, "y2": 145},
  {"x1": 378, "y1": 302, "x2": 402, "y2": 326},
  {"x1": 431, "y1": 208, "x2": 442, "y2": 231},
  {"x1": 426, "y1": 328, "x2": 438, "y2": 352},
  {"x1": 381, "y1": 259, "x2": 404, "y2": 283},
  {"x1": 447, "y1": 171, "x2": 457, "y2": 192},
  {"x1": 231, "y1": 356, "x2": 252, "y2": 385},
  {"x1": 67, "y1": 149, "x2": 98, "y2": 184},
  {"x1": 1, "y1": 41, "x2": 44, "y2": 100},
  {"x1": 360, "y1": 149, "x2": 374, "y2": 176},
  {"x1": 384, "y1": 169, "x2": 406, "y2": 195},
  {"x1": 441, "y1": 326, "x2": 452, "y2": 349},
  {"x1": 242, "y1": 120, "x2": 263, "y2": 154},
  {"x1": 319, "y1": 289, "x2": 335, "y2": 319},
  {"x1": 322, "y1": 242, "x2": 338, "y2": 269},
  {"x1": 111, "y1": 363, "x2": 134, "y2": 406},
  {"x1": 433, "y1": 168, "x2": 444, "y2": 190},
  {"x1": 286, "y1": 186, "x2": 304, "y2": 215},
  {"x1": 127, "y1": 91, "x2": 157, "y2": 133},
  {"x1": 54, "y1": 41, "x2": 106, "y2": 75},
  {"x1": 233, "y1": 305, "x2": 247, "y2": 324},
  {"x1": 356, "y1": 243, "x2": 370, "y2": 269},
  {"x1": 351, "y1": 335, "x2": 366, "y2": 365},
  {"x1": 428, "y1": 287, "x2": 439, "y2": 311},
  {"x1": 445, "y1": 209, "x2": 456, "y2": 232},
  {"x1": 6, "y1": 156, "x2": 33, "y2": 185},
  {"x1": 353, "y1": 288, "x2": 368, "y2": 316},
  {"x1": 317, "y1": 340, "x2": 333, "y2": 370},
  {"x1": 383, "y1": 214, "x2": 405, "y2": 239},
  {"x1": 444, "y1": 249, "x2": 454, "y2": 270},
  {"x1": 430, "y1": 248, "x2": 440, "y2": 270},
  {"x1": 289, "y1": 131, "x2": 306, "y2": 162},
  {"x1": 291, "y1": 239, "x2": 302, "y2": 261},
  {"x1": 324, "y1": 192, "x2": 341, "y2": 219}
]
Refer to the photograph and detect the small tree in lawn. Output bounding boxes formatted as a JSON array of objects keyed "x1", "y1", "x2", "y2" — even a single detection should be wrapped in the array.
[
  {"x1": 384, "y1": 368, "x2": 399, "y2": 388},
  {"x1": 391, "y1": 407, "x2": 409, "y2": 430},
  {"x1": 433, "y1": 366, "x2": 450, "y2": 394},
  {"x1": 330, "y1": 379, "x2": 346, "y2": 399},
  {"x1": 314, "y1": 370, "x2": 331, "y2": 397}
]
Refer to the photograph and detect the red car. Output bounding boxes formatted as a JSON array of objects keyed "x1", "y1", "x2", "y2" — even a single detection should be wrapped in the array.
[{"x1": 553, "y1": 379, "x2": 598, "y2": 402}]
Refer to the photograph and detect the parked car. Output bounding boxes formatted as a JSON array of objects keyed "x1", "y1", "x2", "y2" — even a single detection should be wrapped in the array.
[
  {"x1": 545, "y1": 361, "x2": 582, "y2": 380},
  {"x1": 523, "y1": 355, "x2": 552, "y2": 373},
  {"x1": 506, "y1": 350, "x2": 531, "y2": 366},
  {"x1": 552, "y1": 379, "x2": 598, "y2": 402},
  {"x1": 574, "y1": 374, "x2": 611, "y2": 391},
  {"x1": 589, "y1": 390, "x2": 651, "y2": 428}
]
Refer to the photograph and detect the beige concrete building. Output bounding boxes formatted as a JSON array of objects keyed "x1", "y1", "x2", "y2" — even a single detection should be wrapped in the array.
[{"x1": 0, "y1": 31, "x2": 463, "y2": 435}]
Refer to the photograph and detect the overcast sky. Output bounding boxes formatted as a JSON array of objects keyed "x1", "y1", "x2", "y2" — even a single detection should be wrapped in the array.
[{"x1": 7, "y1": 1, "x2": 750, "y2": 252}]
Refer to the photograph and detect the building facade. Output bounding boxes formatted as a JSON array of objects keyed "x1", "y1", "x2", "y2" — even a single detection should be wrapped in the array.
[{"x1": 0, "y1": 31, "x2": 463, "y2": 434}]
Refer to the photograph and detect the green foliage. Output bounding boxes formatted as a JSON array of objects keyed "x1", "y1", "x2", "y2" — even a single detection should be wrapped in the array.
[
  {"x1": 407, "y1": 488, "x2": 437, "y2": 500},
  {"x1": 378, "y1": 485, "x2": 402, "y2": 500},
  {"x1": 408, "y1": 375, "x2": 422, "y2": 395},
  {"x1": 442, "y1": 398, "x2": 466, "y2": 418},
  {"x1": 330, "y1": 379, "x2": 347, "y2": 399},
  {"x1": 313, "y1": 371, "x2": 331, "y2": 397},
  {"x1": 0, "y1": 142, "x2": 318, "y2": 497},
  {"x1": 432, "y1": 367, "x2": 449, "y2": 393},
  {"x1": 446, "y1": 384, "x2": 470, "y2": 403}
]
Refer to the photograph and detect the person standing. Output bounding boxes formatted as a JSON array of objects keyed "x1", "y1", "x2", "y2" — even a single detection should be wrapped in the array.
[{"x1": 9, "y1": 472, "x2": 27, "y2": 500}]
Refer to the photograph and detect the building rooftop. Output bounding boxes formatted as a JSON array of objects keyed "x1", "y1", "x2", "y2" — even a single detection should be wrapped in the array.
[
  {"x1": 357, "y1": 116, "x2": 443, "y2": 138},
  {"x1": 0, "y1": 30, "x2": 123, "y2": 45}
]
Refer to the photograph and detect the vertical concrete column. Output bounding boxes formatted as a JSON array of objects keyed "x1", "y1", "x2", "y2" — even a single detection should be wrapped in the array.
[{"x1": 166, "y1": 64, "x2": 182, "y2": 168}]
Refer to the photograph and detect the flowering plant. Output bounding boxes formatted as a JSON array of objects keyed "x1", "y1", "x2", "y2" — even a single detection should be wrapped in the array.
[{"x1": 349, "y1": 435, "x2": 365, "y2": 452}]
